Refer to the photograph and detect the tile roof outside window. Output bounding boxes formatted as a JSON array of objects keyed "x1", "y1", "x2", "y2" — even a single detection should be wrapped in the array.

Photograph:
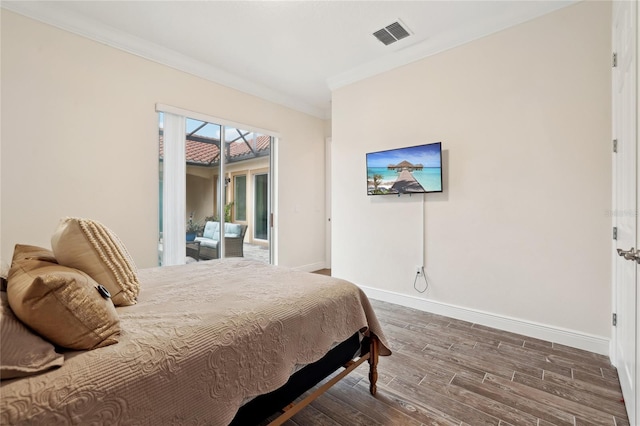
[{"x1": 159, "y1": 134, "x2": 270, "y2": 166}]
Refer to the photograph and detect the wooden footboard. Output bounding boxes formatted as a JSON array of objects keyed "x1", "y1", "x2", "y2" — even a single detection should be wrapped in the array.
[{"x1": 267, "y1": 334, "x2": 380, "y2": 426}]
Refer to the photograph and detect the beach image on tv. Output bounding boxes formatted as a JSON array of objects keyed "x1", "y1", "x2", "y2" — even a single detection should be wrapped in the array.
[{"x1": 367, "y1": 143, "x2": 442, "y2": 195}]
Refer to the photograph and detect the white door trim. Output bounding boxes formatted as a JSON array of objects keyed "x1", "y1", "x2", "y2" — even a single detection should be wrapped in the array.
[{"x1": 325, "y1": 137, "x2": 332, "y2": 269}]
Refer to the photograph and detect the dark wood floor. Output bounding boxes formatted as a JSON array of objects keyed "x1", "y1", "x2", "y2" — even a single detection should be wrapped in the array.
[{"x1": 274, "y1": 294, "x2": 629, "y2": 425}]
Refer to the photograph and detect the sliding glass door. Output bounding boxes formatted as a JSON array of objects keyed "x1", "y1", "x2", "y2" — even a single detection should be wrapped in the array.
[{"x1": 158, "y1": 108, "x2": 273, "y2": 266}]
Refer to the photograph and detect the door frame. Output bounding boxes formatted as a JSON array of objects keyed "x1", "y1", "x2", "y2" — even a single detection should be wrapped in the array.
[{"x1": 325, "y1": 137, "x2": 332, "y2": 269}]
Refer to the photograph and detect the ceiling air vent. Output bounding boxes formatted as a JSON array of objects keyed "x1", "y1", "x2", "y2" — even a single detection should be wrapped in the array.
[{"x1": 373, "y1": 21, "x2": 411, "y2": 46}]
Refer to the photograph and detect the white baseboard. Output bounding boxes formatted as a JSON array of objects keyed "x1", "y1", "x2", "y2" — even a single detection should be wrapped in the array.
[
  {"x1": 294, "y1": 261, "x2": 327, "y2": 273},
  {"x1": 358, "y1": 285, "x2": 610, "y2": 357}
]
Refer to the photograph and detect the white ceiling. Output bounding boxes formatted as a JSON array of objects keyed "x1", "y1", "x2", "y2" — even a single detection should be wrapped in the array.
[{"x1": 3, "y1": 1, "x2": 576, "y2": 118}]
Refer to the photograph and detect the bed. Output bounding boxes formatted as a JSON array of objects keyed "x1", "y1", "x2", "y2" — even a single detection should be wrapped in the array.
[{"x1": 1, "y1": 252, "x2": 391, "y2": 425}]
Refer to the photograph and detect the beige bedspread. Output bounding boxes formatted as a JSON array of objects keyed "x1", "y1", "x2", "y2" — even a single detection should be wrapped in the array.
[{"x1": 1, "y1": 259, "x2": 390, "y2": 425}]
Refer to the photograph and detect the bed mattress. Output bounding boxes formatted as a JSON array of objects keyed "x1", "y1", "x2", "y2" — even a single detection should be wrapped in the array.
[{"x1": 1, "y1": 258, "x2": 390, "y2": 425}]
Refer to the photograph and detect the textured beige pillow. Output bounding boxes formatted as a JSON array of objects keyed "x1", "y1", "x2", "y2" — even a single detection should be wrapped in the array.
[
  {"x1": 7, "y1": 256, "x2": 120, "y2": 350},
  {"x1": 51, "y1": 217, "x2": 139, "y2": 306},
  {"x1": 0, "y1": 292, "x2": 64, "y2": 379}
]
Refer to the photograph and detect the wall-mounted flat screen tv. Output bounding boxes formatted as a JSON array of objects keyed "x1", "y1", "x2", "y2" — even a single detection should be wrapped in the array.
[{"x1": 366, "y1": 142, "x2": 442, "y2": 195}]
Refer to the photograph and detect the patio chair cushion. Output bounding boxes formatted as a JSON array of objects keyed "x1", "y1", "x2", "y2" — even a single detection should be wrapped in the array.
[
  {"x1": 201, "y1": 222, "x2": 241, "y2": 240},
  {"x1": 202, "y1": 221, "x2": 220, "y2": 240},
  {"x1": 195, "y1": 238, "x2": 219, "y2": 249},
  {"x1": 224, "y1": 223, "x2": 242, "y2": 238}
]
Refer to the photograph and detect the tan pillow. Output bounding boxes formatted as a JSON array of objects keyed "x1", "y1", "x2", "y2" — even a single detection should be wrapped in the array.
[
  {"x1": 51, "y1": 217, "x2": 139, "y2": 306},
  {"x1": 2, "y1": 244, "x2": 58, "y2": 292},
  {"x1": 7, "y1": 256, "x2": 120, "y2": 350},
  {"x1": 0, "y1": 292, "x2": 64, "y2": 379},
  {"x1": 11, "y1": 244, "x2": 57, "y2": 264}
]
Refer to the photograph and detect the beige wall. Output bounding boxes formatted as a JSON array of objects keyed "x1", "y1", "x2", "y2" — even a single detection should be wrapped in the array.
[
  {"x1": 185, "y1": 171, "x2": 215, "y2": 225},
  {"x1": 1, "y1": 11, "x2": 327, "y2": 270},
  {"x1": 332, "y1": 2, "x2": 612, "y2": 339}
]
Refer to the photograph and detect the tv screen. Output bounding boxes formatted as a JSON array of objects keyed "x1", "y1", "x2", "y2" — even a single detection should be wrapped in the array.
[{"x1": 366, "y1": 142, "x2": 442, "y2": 195}]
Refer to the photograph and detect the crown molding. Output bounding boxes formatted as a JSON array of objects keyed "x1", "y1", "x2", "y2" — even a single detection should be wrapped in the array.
[
  {"x1": 327, "y1": 1, "x2": 577, "y2": 91},
  {"x1": 3, "y1": 1, "x2": 577, "y2": 119},
  {"x1": 1, "y1": 1, "x2": 329, "y2": 120}
]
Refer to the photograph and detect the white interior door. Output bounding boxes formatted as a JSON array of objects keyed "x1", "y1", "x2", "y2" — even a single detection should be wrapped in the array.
[{"x1": 612, "y1": 1, "x2": 638, "y2": 424}]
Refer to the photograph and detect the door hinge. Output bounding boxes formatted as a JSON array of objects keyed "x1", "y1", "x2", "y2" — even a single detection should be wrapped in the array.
[
  {"x1": 613, "y1": 52, "x2": 618, "y2": 67},
  {"x1": 612, "y1": 313, "x2": 617, "y2": 326},
  {"x1": 613, "y1": 139, "x2": 618, "y2": 153},
  {"x1": 613, "y1": 227, "x2": 618, "y2": 240}
]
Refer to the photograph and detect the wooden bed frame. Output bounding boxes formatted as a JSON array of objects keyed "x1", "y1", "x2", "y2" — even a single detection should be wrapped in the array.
[{"x1": 230, "y1": 334, "x2": 380, "y2": 425}]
